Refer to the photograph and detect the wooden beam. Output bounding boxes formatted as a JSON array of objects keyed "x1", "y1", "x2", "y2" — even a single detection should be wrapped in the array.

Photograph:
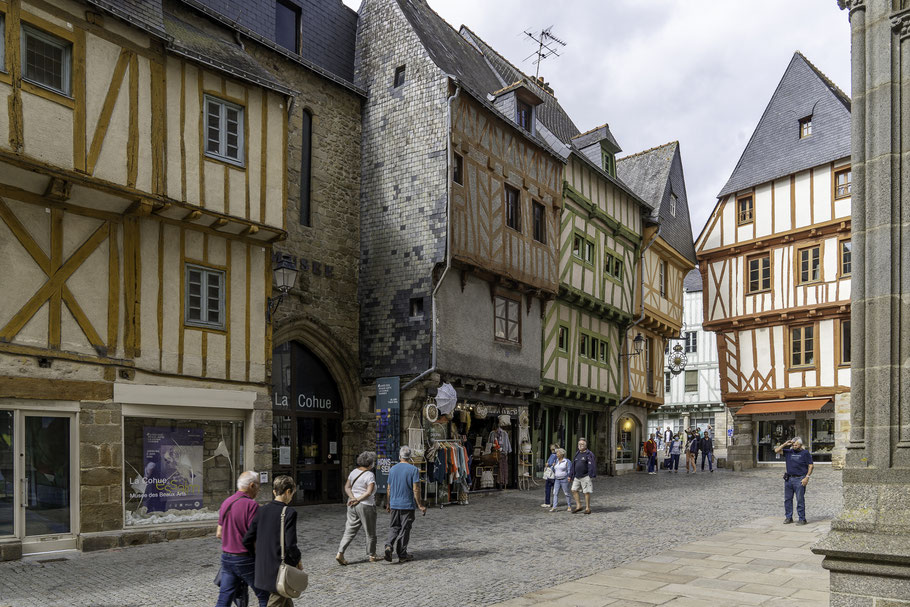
[
  {"x1": 87, "y1": 49, "x2": 131, "y2": 175},
  {"x1": 0, "y1": 376, "x2": 112, "y2": 401}
]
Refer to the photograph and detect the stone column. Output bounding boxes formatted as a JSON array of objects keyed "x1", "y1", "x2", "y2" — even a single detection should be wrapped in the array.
[
  {"x1": 812, "y1": 1, "x2": 910, "y2": 603},
  {"x1": 728, "y1": 408, "x2": 755, "y2": 471}
]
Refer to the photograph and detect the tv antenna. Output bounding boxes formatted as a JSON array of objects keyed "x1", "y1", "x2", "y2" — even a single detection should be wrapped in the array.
[{"x1": 523, "y1": 26, "x2": 567, "y2": 78}]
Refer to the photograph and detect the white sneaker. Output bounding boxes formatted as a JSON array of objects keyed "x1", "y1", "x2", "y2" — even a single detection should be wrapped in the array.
[{"x1": 540, "y1": 503, "x2": 550, "y2": 508}]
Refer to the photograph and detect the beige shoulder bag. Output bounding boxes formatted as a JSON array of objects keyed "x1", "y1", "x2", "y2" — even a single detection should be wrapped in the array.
[{"x1": 275, "y1": 506, "x2": 309, "y2": 598}]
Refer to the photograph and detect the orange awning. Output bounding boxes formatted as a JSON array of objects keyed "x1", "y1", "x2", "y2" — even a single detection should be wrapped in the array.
[{"x1": 735, "y1": 398, "x2": 832, "y2": 415}]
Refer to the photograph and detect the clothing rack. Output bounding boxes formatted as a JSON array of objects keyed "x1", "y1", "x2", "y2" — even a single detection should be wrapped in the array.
[{"x1": 428, "y1": 439, "x2": 469, "y2": 508}]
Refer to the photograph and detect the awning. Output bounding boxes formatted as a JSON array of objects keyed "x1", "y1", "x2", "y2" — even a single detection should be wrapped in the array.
[{"x1": 734, "y1": 398, "x2": 832, "y2": 415}]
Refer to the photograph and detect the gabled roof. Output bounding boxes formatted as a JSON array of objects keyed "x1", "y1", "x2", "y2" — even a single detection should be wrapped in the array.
[
  {"x1": 572, "y1": 123, "x2": 621, "y2": 154},
  {"x1": 684, "y1": 268, "x2": 703, "y2": 292},
  {"x1": 617, "y1": 141, "x2": 697, "y2": 264},
  {"x1": 458, "y1": 25, "x2": 581, "y2": 145},
  {"x1": 718, "y1": 52, "x2": 851, "y2": 198}
]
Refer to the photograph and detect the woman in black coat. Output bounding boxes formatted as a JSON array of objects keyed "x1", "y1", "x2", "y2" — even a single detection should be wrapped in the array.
[{"x1": 242, "y1": 475, "x2": 302, "y2": 607}]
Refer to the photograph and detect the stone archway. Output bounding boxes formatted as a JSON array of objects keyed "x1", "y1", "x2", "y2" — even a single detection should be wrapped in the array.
[{"x1": 612, "y1": 405, "x2": 646, "y2": 475}]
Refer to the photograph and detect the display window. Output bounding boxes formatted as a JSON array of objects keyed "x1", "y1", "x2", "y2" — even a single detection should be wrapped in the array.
[
  {"x1": 809, "y1": 417, "x2": 834, "y2": 462},
  {"x1": 756, "y1": 418, "x2": 795, "y2": 462},
  {"x1": 124, "y1": 417, "x2": 244, "y2": 526}
]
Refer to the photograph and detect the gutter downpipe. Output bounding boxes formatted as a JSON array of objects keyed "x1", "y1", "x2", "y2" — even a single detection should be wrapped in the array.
[
  {"x1": 402, "y1": 78, "x2": 461, "y2": 392},
  {"x1": 612, "y1": 223, "x2": 661, "y2": 473}
]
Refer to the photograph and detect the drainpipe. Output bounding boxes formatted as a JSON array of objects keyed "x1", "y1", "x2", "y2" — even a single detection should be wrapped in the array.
[
  {"x1": 612, "y1": 224, "x2": 660, "y2": 473},
  {"x1": 402, "y1": 78, "x2": 461, "y2": 392}
]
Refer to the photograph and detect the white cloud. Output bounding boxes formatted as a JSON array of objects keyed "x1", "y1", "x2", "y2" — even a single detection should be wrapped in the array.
[{"x1": 343, "y1": 0, "x2": 851, "y2": 238}]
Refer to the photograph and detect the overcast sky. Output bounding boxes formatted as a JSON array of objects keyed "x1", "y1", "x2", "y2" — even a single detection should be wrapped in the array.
[{"x1": 342, "y1": 0, "x2": 852, "y2": 239}]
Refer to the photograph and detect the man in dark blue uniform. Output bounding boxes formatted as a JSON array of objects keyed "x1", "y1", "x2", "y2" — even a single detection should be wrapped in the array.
[{"x1": 774, "y1": 436, "x2": 814, "y2": 525}]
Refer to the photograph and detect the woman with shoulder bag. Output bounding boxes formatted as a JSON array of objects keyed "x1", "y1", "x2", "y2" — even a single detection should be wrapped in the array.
[
  {"x1": 336, "y1": 451, "x2": 379, "y2": 565},
  {"x1": 541, "y1": 443, "x2": 558, "y2": 508},
  {"x1": 242, "y1": 475, "x2": 306, "y2": 607}
]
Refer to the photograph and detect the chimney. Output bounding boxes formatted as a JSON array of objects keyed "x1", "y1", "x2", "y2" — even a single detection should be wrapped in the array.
[{"x1": 536, "y1": 76, "x2": 554, "y2": 96}]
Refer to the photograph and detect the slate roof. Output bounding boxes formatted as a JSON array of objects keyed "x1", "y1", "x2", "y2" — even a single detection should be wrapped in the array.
[
  {"x1": 394, "y1": 0, "x2": 561, "y2": 158},
  {"x1": 458, "y1": 25, "x2": 580, "y2": 145},
  {"x1": 718, "y1": 52, "x2": 851, "y2": 198},
  {"x1": 684, "y1": 268, "x2": 703, "y2": 292},
  {"x1": 572, "y1": 123, "x2": 621, "y2": 154},
  {"x1": 617, "y1": 141, "x2": 697, "y2": 264},
  {"x1": 164, "y1": 11, "x2": 296, "y2": 96},
  {"x1": 86, "y1": 0, "x2": 168, "y2": 38}
]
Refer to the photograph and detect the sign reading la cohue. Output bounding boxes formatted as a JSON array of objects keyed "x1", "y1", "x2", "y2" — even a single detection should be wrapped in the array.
[{"x1": 273, "y1": 391, "x2": 340, "y2": 412}]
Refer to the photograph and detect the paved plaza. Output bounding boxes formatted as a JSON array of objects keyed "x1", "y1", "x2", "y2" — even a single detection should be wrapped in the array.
[{"x1": 0, "y1": 467, "x2": 842, "y2": 607}]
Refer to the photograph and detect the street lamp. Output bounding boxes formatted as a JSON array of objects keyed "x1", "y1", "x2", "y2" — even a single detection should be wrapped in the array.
[
  {"x1": 621, "y1": 332, "x2": 645, "y2": 357},
  {"x1": 267, "y1": 252, "x2": 299, "y2": 322}
]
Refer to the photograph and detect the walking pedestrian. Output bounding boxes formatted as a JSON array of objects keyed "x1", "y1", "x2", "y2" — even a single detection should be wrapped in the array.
[
  {"x1": 541, "y1": 443, "x2": 558, "y2": 508},
  {"x1": 663, "y1": 426, "x2": 673, "y2": 445},
  {"x1": 570, "y1": 438, "x2": 596, "y2": 514},
  {"x1": 384, "y1": 446, "x2": 426, "y2": 563},
  {"x1": 215, "y1": 471, "x2": 270, "y2": 607},
  {"x1": 644, "y1": 434, "x2": 658, "y2": 474},
  {"x1": 774, "y1": 437, "x2": 814, "y2": 525},
  {"x1": 667, "y1": 434, "x2": 682, "y2": 473},
  {"x1": 699, "y1": 431, "x2": 715, "y2": 472},
  {"x1": 336, "y1": 451, "x2": 379, "y2": 566},
  {"x1": 549, "y1": 448, "x2": 574, "y2": 512},
  {"x1": 685, "y1": 432, "x2": 698, "y2": 473},
  {"x1": 241, "y1": 475, "x2": 302, "y2": 607}
]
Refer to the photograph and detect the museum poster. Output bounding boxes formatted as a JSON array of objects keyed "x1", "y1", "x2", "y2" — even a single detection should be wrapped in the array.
[
  {"x1": 375, "y1": 377, "x2": 400, "y2": 494},
  {"x1": 141, "y1": 427, "x2": 204, "y2": 512}
]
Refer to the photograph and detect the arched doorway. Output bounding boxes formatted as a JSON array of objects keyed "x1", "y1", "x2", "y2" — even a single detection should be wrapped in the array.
[
  {"x1": 271, "y1": 341, "x2": 344, "y2": 505},
  {"x1": 615, "y1": 415, "x2": 641, "y2": 473}
]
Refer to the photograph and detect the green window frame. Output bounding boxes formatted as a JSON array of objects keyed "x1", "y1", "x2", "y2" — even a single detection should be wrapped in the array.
[
  {"x1": 572, "y1": 232, "x2": 595, "y2": 266},
  {"x1": 604, "y1": 248, "x2": 623, "y2": 284},
  {"x1": 557, "y1": 325, "x2": 569, "y2": 353}
]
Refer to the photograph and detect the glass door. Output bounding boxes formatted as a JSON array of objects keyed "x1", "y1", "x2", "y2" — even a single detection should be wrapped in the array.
[
  {"x1": 0, "y1": 411, "x2": 13, "y2": 538},
  {"x1": 22, "y1": 413, "x2": 76, "y2": 553},
  {"x1": 293, "y1": 414, "x2": 342, "y2": 505}
]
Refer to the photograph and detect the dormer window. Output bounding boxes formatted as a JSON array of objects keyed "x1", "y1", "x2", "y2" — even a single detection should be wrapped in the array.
[
  {"x1": 516, "y1": 99, "x2": 533, "y2": 132},
  {"x1": 602, "y1": 150, "x2": 616, "y2": 177},
  {"x1": 799, "y1": 115, "x2": 812, "y2": 138},
  {"x1": 669, "y1": 193, "x2": 677, "y2": 217}
]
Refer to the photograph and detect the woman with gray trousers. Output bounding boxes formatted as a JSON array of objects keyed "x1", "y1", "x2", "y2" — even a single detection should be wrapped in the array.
[{"x1": 335, "y1": 451, "x2": 379, "y2": 565}]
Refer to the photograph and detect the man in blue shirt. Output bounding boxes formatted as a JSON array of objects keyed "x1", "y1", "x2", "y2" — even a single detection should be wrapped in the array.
[
  {"x1": 384, "y1": 446, "x2": 426, "y2": 563},
  {"x1": 774, "y1": 436, "x2": 814, "y2": 525}
]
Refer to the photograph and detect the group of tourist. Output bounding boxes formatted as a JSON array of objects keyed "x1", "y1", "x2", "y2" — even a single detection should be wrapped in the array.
[
  {"x1": 644, "y1": 426, "x2": 715, "y2": 474},
  {"x1": 540, "y1": 438, "x2": 597, "y2": 514}
]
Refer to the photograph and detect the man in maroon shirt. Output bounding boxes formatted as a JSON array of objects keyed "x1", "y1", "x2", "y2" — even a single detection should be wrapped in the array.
[{"x1": 216, "y1": 471, "x2": 269, "y2": 607}]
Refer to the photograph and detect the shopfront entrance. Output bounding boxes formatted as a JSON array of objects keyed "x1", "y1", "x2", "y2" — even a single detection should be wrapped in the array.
[
  {"x1": 0, "y1": 408, "x2": 78, "y2": 555},
  {"x1": 272, "y1": 341, "x2": 344, "y2": 505}
]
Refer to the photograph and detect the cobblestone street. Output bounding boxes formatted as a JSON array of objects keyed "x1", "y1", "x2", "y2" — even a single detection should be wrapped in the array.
[{"x1": 0, "y1": 467, "x2": 842, "y2": 607}]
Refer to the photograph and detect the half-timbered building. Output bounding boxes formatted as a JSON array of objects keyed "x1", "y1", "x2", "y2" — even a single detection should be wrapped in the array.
[
  {"x1": 356, "y1": 0, "x2": 563, "y2": 488},
  {"x1": 458, "y1": 30, "x2": 652, "y2": 475},
  {"x1": 0, "y1": 0, "x2": 291, "y2": 559},
  {"x1": 695, "y1": 52, "x2": 851, "y2": 469},
  {"x1": 616, "y1": 141, "x2": 697, "y2": 472}
]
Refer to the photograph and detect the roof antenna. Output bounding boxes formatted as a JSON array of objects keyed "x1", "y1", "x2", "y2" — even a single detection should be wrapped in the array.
[{"x1": 522, "y1": 26, "x2": 566, "y2": 78}]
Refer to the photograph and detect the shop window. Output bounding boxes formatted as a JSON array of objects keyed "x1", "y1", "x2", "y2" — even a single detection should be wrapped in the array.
[
  {"x1": 684, "y1": 331, "x2": 697, "y2": 353},
  {"x1": 616, "y1": 417, "x2": 635, "y2": 464},
  {"x1": 0, "y1": 410, "x2": 12, "y2": 536},
  {"x1": 185, "y1": 264, "x2": 225, "y2": 329},
  {"x1": 840, "y1": 320, "x2": 851, "y2": 365},
  {"x1": 748, "y1": 253, "x2": 771, "y2": 293},
  {"x1": 22, "y1": 24, "x2": 72, "y2": 96},
  {"x1": 737, "y1": 193, "x2": 753, "y2": 225},
  {"x1": 799, "y1": 115, "x2": 812, "y2": 138},
  {"x1": 573, "y1": 234, "x2": 594, "y2": 265},
  {"x1": 124, "y1": 418, "x2": 244, "y2": 526},
  {"x1": 532, "y1": 201, "x2": 546, "y2": 244},
  {"x1": 494, "y1": 294, "x2": 520, "y2": 344},
  {"x1": 684, "y1": 370, "x2": 697, "y2": 392},
  {"x1": 505, "y1": 185, "x2": 521, "y2": 232},
  {"x1": 275, "y1": 0, "x2": 301, "y2": 53},
  {"x1": 299, "y1": 109, "x2": 312, "y2": 226},
  {"x1": 840, "y1": 240, "x2": 851, "y2": 277},
  {"x1": 453, "y1": 152, "x2": 463, "y2": 185},
  {"x1": 797, "y1": 245, "x2": 821, "y2": 284},
  {"x1": 790, "y1": 325, "x2": 815, "y2": 368},
  {"x1": 810, "y1": 418, "x2": 834, "y2": 462},
  {"x1": 664, "y1": 372, "x2": 671, "y2": 393},
  {"x1": 393, "y1": 64, "x2": 406, "y2": 88},
  {"x1": 834, "y1": 167, "x2": 851, "y2": 199},
  {"x1": 557, "y1": 325, "x2": 568, "y2": 352},
  {"x1": 659, "y1": 259, "x2": 667, "y2": 298},
  {"x1": 204, "y1": 95, "x2": 244, "y2": 166},
  {"x1": 757, "y1": 419, "x2": 795, "y2": 462}
]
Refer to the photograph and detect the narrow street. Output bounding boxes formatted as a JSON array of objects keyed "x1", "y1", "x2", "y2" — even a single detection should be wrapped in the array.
[{"x1": 0, "y1": 467, "x2": 842, "y2": 607}]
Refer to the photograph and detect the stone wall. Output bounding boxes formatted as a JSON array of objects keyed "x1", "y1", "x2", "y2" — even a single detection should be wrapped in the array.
[
  {"x1": 355, "y1": 0, "x2": 450, "y2": 380},
  {"x1": 831, "y1": 391, "x2": 849, "y2": 470},
  {"x1": 79, "y1": 401, "x2": 123, "y2": 535},
  {"x1": 729, "y1": 410, "x2": 756, "y2": 471}
]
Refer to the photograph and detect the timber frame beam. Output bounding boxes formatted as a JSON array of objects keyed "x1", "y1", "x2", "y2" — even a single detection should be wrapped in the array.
[{"x1": 704, "y1": 302, "x2": 850, "y2": 332}]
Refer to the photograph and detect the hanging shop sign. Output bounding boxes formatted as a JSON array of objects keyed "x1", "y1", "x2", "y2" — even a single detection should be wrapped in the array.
[
  {"x1": 135, "y1": 427, "x2": 204, "y2": 512},
  {"x1": 471, "y1": 404, "x2": 523, "y2": 418},
  {"x1": 375, "y1": 377, "x2": 400, "y2": 494}
]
